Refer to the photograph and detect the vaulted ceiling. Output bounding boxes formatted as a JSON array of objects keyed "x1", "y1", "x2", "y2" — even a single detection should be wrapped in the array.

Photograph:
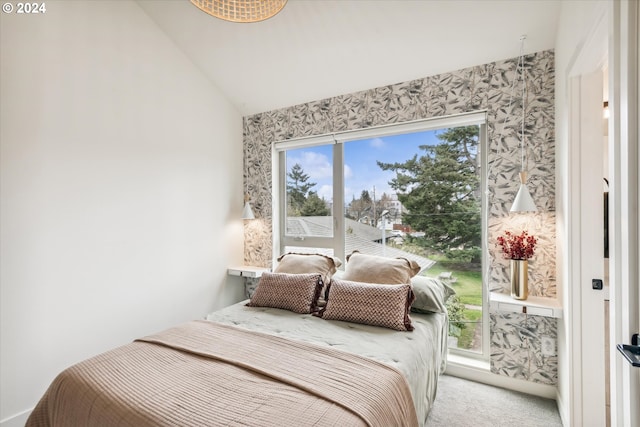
[{"x1": 138, "y1": 0, "x2": 562, "y2": 116}]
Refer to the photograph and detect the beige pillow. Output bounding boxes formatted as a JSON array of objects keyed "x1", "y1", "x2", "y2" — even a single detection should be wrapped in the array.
[
  {"x1": 246, "y1": 272, "x2": 323, "y2": 314},
  {"x1": 341, "y1": 251, "x2": 420, "y2": 284},
  {"x1": 274, "y1": 253, "x2": 341, "y2": 302},
  {"x1": 274, "y1": 253, "x2": 342, "y2": 286},
  {"x1": 319, "y1": 278, "x2": 415, "y2": 331}
]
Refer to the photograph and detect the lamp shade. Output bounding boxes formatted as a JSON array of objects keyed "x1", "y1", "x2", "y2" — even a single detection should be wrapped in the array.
[
  {"x1": 190, "y1": 0, "x2": 287, "y2": 23},
  {"x1": 510, "y1": 172, "x2": 537, "y2": 212},
  {"x1": 241, "y1": 201, "x2": 255, "y2": 220}
]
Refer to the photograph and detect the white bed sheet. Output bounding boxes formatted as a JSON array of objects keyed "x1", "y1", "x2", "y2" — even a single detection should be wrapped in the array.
[{"x1": 206, "y1": 301, "x2": 448, "y2": 426}]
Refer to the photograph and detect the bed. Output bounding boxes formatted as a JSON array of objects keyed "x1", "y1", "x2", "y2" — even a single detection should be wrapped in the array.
[{"x1": 26, "y1": 252, "x2": 452, "y2": 427}]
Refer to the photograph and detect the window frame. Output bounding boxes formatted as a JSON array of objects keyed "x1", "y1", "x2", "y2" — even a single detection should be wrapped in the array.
[{"x1": 272, "y1": 111, "x2": 489, "y2": 360}]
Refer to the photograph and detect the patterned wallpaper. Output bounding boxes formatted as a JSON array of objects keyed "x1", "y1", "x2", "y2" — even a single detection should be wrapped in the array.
[
  {"x1": 242, "y1": 50, "x2": 557, "y2": 385},
  {"x1": 491, "y1": 311, "x2": 558, "y2": 385}
]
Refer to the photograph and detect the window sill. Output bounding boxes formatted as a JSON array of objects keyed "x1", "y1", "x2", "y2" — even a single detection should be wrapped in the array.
[
  {"x1": 445, "y1": 352, "x2": 557, "y2": 399},
  {"x1": 447, "y1": 352, "x2": 490, "y2": 371}
]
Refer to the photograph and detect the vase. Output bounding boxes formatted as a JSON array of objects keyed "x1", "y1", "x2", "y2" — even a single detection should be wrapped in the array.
[{"x1": 510, "y1": 259, "x2": 528, "y2": 300}]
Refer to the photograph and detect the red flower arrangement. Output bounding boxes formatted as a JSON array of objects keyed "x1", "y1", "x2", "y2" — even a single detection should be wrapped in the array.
[{"x1": 497, "y1": 230, "x2": 538, "y2": 260}]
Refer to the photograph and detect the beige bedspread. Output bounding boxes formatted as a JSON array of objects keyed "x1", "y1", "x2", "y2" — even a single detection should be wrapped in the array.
[
  {"x1": 207, "y1": 302, "x2": 448, "y2": 425},
  {"x1": 27, "y1": 320, "x2": 419, "y2": 427}
]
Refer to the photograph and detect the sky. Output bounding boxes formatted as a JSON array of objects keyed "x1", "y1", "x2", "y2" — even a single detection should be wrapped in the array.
[{"x1": 285, "y1": 129, "x2": 442, "y2": 204}]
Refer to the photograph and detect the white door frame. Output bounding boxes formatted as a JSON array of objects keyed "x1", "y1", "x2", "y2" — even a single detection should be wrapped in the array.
[
  {"x1": 567, "y1": 2, "x2": 639, "y2": 425},
  {"x1": 608, "y1": 1, "x2": 640, "y2": 426},
  {"x1": 566, "y1": 11, "x2": 608, "y2": 425}
]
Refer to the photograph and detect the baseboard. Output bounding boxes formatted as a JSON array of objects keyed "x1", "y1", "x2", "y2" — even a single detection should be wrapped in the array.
[
  {"x1": 1, "y1": 409, "x2": 31, "y2": 427},
  {"x1": 445, "y1": 355, "x2": 557, "y2": 400}
]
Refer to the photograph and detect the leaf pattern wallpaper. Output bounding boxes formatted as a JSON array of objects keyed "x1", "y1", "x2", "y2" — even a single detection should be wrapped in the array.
[
  {"x1": 491, "y1": 311, "x2": 558, "y2": 385},
  {"x1": 243, "y1": 50, "x2": 557, "y2": 385}
]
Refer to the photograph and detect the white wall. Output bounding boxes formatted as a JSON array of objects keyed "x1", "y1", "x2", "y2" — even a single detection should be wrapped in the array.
[
  {"x1": 0, "y1": 1, "x2": 245, "y2": 425},
  {"x1": 554, "y1": 1, "x2": 609, "y2": 425}
]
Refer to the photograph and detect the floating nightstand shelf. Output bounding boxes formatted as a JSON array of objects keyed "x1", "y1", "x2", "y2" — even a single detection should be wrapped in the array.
[
  {"x1": 228, "y1": 266, "x2": 270, "y2": 299},
  {"x1": 490, "y1": 292, "x2": 562, "y2": 319},
  {"x1": 227, "y1": 266, "x2": 270, "y2": 278}
]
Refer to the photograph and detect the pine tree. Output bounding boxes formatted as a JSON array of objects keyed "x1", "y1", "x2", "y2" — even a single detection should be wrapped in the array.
[
  {"x1": 286, "y1": 163, "x2": 320, "y2": 216},
  {"x1": 378, "y1": 126, "x2": 481, "y2": 262},
  {"x1": 300, "y1": 191, "x2": 330, "y2": 216}
]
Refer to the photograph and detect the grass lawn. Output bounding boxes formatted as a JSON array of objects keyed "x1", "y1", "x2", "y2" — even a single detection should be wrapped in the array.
[
  {"x1": 414, "y1": 252, "x2": 484, "y2": 350},
  {"x1": 423, "y1": 256, "x2": 483, "y2": 306},
  {"x1": 457, "y1": 308, "x2": 482, "y2": 349}
]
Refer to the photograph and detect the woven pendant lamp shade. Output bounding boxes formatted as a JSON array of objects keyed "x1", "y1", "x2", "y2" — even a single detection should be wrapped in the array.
[{"x1": 190, "y1": 0, "x2": 287, "y2": 23}]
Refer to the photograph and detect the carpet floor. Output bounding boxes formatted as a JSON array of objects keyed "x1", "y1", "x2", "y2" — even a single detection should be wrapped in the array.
[{"x1": 426, "y1": 375, "x2": 563, "y2": 426}]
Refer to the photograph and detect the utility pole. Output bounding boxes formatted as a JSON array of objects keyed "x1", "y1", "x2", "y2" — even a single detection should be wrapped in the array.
[{"x1": 372, "y1": 186, "x2": 376, "y2": 227}]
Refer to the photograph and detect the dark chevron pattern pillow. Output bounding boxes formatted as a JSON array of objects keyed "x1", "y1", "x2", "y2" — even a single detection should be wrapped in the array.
[
  {"x1": 320, "y1": 279, "x2": 415, "y2": 331},
  {"x1": 247, "y1": 272, "x2": 323, "y2": 314}
]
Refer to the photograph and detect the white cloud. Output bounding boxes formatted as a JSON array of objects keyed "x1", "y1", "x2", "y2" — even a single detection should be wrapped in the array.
[
  {"x1": 344, "y1": 164, "x2": 353, "y2": 179},
  {"x1": 369, "y1": 138, "x2": 385, "y2": 148},
  {"x1": 344, "y1": 186, "x2": 355, "y2": 201},
  {"x1": 288, "y1": 151, "x2": 332, "y2": 180},
  {"x1": 346, "y1": 172, "x2": 396, "y2": 202},
  {"x1": 317, "y1": 184, "x2": 333, "y2": 201},
  {"x1": 288, "y1": 148, "x2": 396, "y2": 205}
]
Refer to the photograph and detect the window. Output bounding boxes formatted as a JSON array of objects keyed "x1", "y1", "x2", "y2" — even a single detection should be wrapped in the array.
[{"x1": 274, "y1": 112, "x2": 488, "y2": 358}]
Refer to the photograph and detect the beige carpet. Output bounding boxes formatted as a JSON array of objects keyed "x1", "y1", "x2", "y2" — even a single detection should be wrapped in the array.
[{"x1": 426, "y1": 375, "x2": 563, "y2": 426}]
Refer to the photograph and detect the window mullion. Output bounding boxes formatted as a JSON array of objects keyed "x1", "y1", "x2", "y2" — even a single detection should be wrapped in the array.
[{"x1": 333, "y1": 144, "x2": 345, "y2": 264}]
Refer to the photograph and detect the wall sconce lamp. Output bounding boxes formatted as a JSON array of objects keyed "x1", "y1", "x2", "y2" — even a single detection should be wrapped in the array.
[
  {"x1": 510, "y1": 35, "x2": 537, "y2": 213},
  {"x1": 242, "y1": 194, "x2": 255, "y2": 220}
]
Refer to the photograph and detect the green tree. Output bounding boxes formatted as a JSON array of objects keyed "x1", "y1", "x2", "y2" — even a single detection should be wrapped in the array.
[
  {"x1": 445, "y1": 294, "x2": 466, "y2": 337},
  {"x1": 377, "y1": 126, "x2": 481, "y2": 261},
  {"x1": 286, "y1": 163, "x2": 316, "y2": 215},
  {"x1": 300, "y1": 191, "x2": 330, "y2": 216}
]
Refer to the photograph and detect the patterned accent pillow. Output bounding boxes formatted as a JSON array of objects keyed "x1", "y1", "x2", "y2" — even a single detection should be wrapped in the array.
[
  {"x1": 247, "y1": 272, "x2": 323, "y2": 314},
  {"x1": 410, "y1": 275, "x2": 456, "y2": 314},
  {"x1": 319, "y1": 279, "x2": 415, "y2": 331},
  {"x1": 341, "y1": 251, "x2": 420, "y2": 285}
]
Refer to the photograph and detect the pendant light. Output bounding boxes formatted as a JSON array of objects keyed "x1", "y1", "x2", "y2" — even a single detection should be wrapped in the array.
[
  {"x1": 510, "y1": 36, "x2": 537, "y2": 213},
  {"x1": 190, "y1": 0, "x2": 287, "y2": 23}
]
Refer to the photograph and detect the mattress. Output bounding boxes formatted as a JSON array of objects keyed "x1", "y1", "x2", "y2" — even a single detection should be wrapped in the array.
[{"x1": 206, "y1": 300, "x2": 448, "y2": 426}]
